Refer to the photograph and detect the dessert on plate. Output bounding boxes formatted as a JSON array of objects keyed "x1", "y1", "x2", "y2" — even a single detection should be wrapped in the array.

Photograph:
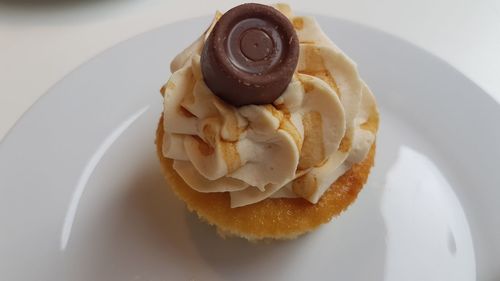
[{"x1": 156, "y1": 3, "x2": 379, "y2": 240}]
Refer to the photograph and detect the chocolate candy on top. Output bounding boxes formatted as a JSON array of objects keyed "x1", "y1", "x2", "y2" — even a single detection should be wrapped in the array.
[{"x1": 201, "y1": 3, "x2": 299, "y2": 107}]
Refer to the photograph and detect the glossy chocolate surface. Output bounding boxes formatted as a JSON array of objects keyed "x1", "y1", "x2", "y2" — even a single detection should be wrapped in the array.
[{"x1": 201, "y1": 3, "x2": 299, "y2": 106}]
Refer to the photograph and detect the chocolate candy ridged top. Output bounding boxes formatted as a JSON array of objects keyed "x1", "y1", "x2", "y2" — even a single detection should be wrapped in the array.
[{"x1": 201, "y1": 3, "x2": 299, "y2": 107}]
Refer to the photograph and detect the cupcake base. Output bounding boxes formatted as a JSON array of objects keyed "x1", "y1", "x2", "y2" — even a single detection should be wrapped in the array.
[{"x1": 155, "y1": 117, "x2": 376, "y2": 240}]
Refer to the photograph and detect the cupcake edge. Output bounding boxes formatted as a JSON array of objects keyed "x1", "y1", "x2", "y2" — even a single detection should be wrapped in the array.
[{"x1": 155, "y1": 115, "x2": 377, "y2": 240}]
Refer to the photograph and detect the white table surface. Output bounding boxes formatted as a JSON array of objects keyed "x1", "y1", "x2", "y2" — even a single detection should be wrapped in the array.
[{"x1": 1, "y1": 0, "x2": 499, "y2": 141}]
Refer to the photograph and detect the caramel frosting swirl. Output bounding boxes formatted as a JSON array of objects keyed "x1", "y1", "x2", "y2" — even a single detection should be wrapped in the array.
[{"x1": 161, "y1": 4, "x2": 378, "y2": 207}]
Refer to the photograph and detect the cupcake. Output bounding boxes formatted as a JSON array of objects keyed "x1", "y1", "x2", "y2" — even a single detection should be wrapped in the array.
[{"x1": 156, "y1": 3, "x2": 379, "y2": 240}]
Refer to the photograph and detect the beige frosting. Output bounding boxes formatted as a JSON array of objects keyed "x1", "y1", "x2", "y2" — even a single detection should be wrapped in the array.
[{"x1": 161, "y1": 5, "x2": 378, "y2": 208}]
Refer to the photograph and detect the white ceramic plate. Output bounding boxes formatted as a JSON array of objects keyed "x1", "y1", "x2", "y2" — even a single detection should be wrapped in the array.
[{"x1": 0, "y1": 16, "x2": 499, "y2": 281}]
